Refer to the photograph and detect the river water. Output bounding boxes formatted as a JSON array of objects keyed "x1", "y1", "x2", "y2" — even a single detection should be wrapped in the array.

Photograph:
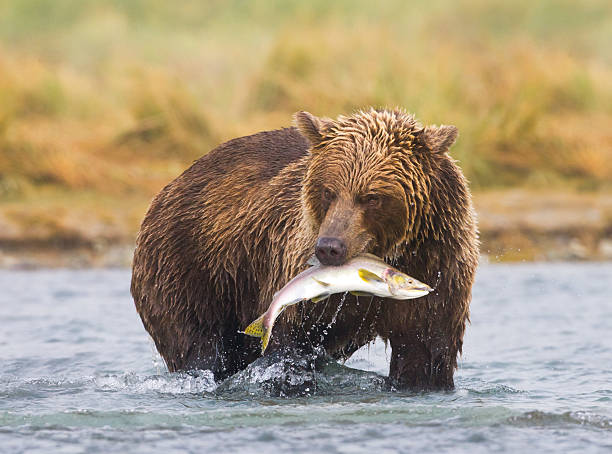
[{"x1": 0, "y1": 263, "x2": 610, "y2": 453}]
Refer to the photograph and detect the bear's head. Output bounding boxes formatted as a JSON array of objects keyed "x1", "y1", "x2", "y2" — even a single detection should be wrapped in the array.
[{"x1": 296, "y1": 108, "x2": 459, "y2": 265}]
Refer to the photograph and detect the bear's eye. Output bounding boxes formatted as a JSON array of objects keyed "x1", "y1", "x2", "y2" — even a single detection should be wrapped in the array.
[
  {"x1": 322, "y1": 188, "x2": 335, "y2": 203},
  {"x1": 364, "y1": 194, "x2": 382, "y2": 208}
]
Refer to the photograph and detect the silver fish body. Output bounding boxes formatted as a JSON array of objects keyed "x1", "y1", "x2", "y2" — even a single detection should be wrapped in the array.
[{"x1": 243, "y1": 254, "x2": 432, "y2": 353}]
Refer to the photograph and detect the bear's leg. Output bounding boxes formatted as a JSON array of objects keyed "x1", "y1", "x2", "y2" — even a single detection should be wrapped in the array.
[
  {"x1": 177, "y1": 333, "x2": 230, "y2": 379},
  {"x1": 388, "y1": 327, "x2": 457, "y2": 391},
  {"x1": 176, "y1": 324, "x2": 260, "y2": 381}
]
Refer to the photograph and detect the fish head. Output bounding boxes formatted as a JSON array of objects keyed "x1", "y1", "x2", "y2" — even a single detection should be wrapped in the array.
[{"x1": 382, "y1": 269, "x2": 432, "y2": 299}]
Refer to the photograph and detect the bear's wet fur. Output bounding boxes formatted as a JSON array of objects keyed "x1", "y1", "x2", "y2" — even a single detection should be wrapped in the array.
[{"x1": 131, "y1": 108, "x2": 479, "y2": 390}]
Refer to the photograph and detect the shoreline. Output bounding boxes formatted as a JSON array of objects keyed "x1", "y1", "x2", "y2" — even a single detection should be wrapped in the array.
[
  {"x1": 1, "y1": 228, "x2": 611, "y2": 269},
  {"x1": 2, "y1": 190, "x2": 611, "y2": 269}
]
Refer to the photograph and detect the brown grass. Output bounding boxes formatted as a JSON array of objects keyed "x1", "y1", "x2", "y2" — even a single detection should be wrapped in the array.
[{"x1": 0, "y1": 0, "x2": 611, "y2": 246}]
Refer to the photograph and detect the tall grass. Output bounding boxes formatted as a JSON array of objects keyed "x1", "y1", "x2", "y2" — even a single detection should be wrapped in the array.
[{"x1": 0, "y1": 0, "x2": 611, "y2": 236}]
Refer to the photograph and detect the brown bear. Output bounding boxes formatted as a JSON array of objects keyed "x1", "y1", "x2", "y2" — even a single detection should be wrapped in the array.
[{"x1": 131, "y1": 108, "x2": 479, "y2": 390}]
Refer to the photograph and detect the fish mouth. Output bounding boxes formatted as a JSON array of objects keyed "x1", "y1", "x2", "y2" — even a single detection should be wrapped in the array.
[{"x1": 401, "y1": 285, "x2": 432, "y2": 296}]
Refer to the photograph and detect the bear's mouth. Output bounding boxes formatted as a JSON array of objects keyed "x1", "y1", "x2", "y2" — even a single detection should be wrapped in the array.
[
  {"x1": 356, "y1": 236, "x2": 375, "y2": 257},
  {"x1": 342, "y1": 234, "x2": 377, "y2": 264}
]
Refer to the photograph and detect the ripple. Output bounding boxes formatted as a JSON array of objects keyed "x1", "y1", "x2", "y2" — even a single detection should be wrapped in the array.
[
  {"x1": 0, "y1": 376, "x2": 91, "y2": 398},
  {"x1": 2, "y1": 265, "x2": 612, "y2": 453},
  {"x1": 508, "y1": 410, "x2": 612, "y2": 430}
]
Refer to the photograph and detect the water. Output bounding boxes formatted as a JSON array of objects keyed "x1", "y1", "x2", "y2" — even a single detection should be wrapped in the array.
[{"x1": 1, "y1": 264, "x2": 611, "y2": 453}]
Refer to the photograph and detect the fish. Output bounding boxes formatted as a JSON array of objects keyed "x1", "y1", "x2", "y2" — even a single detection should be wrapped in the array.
[{"x1": 241, "y1": 253, "x2": 432, "y2": 354}]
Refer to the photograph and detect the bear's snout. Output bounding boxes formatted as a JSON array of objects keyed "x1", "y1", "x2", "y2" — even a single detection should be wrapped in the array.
[{"x1": 315, "y1": 237, "x2": 347, "y2": 266}]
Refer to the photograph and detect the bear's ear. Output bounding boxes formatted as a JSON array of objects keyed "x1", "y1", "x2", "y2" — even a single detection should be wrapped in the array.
[
  {"x1": 420, "y1": 125, "x2": 458, "y2": 154},
  {"x1": 294, "y1": 111, "x2": 332, "y2": 147}
]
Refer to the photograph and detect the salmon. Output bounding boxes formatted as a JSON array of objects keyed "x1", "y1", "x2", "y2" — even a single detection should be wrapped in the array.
[{"x1": 242, "y1": 254, "x2": 432, "y2": 354}]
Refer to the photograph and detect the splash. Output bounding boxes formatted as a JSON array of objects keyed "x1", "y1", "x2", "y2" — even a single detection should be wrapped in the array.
[
  {"x1": 215, "y1": 351, "x2": 389, "y2": 398},
  {"x1": 95, "y1": 370, "x2": 217, "y2": 394}
]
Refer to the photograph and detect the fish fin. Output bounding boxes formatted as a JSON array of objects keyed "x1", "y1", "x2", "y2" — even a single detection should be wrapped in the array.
[
  {"x1": 307, "y1": 255, "x2": 321, "y2": 266},
  {"x1": 312, "y1": 277, "x2": 330, "y2": 287},
  {"x1": 311, "y1": 293, "x2": 330, "y2": 303},
  {"x1": 243, "y1": 313, "x2": 266, "y2": 338},
  {"x1": 358, "y1": 268, "x2": 384, "y2": 283},
  {"x1": 350, "y1": 291, "x2": 374, "y2": 297},
  {"x1": 261, "y1": 328, "x2": 272, "y2": 354}
]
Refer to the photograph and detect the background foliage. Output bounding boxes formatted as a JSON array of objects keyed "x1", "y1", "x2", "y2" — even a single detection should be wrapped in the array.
[{"x1": 0, "y1": 0, "x2": 611, "y2": 245}]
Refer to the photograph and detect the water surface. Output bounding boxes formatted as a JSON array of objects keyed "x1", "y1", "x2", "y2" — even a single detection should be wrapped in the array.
[{"x1": 1, "y1": 264, "x2": 611, "y2": 453}]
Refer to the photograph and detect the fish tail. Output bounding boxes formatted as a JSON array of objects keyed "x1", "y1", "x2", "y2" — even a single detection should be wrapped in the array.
[
  {"x1": 261, "y1": 328, "x2": 272, "y2": 354},
  {"x1": 242, "y1": 313, "x2": 273, "y2": 355},
  {"x1": 243, "y1": 313, "x2": 266, "y2": 338}
]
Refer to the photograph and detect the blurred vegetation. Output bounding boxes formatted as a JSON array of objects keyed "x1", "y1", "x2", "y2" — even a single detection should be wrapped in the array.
[{"x1": 0, "y1": 0, "x2": 611, "y2": 239}]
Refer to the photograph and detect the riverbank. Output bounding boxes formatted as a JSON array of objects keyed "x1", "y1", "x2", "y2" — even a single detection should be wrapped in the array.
[
  {"x1": 477, "y1": 190, "x2": 612, "y2": 262},
  {"x1": 1, "y1": 190, "x2": 611, "y2": 269}
]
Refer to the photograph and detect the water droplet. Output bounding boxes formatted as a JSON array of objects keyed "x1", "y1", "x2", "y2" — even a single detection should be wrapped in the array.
[{"x1": 326, "y1": 292, "x2": 347, "y2": 330}]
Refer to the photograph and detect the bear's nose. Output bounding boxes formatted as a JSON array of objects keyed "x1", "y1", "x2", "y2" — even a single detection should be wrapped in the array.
[{"x1": 315, "y1": 237, "x2": 347, "y2": 266}]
